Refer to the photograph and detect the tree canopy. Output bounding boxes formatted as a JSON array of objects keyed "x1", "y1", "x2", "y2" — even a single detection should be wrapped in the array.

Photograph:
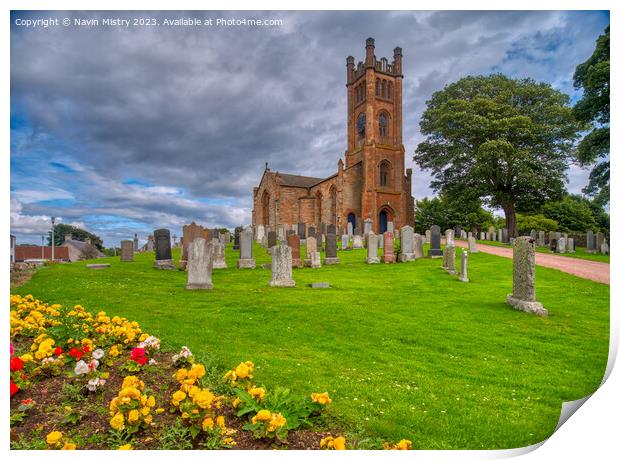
[
  {"x1": 47, "y1": 223, "x2": 104, "y2": 250},
  {"x1": 414, "y1": 195, "x2": 494, "y2": 234},
  {"x1": 414, "y1": 74, "x2": 580, "y2": 237},
  {"x1": 573, "y1": 26, "x2": 610, "y2": 205}
]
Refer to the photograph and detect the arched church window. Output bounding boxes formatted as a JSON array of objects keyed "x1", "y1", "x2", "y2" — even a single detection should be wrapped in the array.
[
  {"x1": 379, "y1": 161, "x2": 391, "y2": 187},
  {"x1": 379, "y1": 112, "x2": 388, "y2": 137},
  {"x1": 375, "y1": 79, "x2": 380, "y2": 96},
  {"x1": 356, "y1": 113, "x2": 366, "y2": 138}
]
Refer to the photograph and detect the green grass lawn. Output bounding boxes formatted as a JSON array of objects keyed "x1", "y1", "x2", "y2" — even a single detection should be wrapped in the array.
[
  {"x1": 473, "y1": 239, "x2": 610, "y2": 263},
  {"x1": 12, "y1": 243, "x2": 609, "y2": 449}
]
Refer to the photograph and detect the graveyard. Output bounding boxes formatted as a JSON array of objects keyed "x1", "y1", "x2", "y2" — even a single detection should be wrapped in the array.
[{"x1": 11, "y1": 237, "x2": 609, "y2": 449}]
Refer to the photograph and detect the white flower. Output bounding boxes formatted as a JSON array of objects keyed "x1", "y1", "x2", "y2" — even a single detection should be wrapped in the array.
[
  {"x1": 140, "y1": 336, "x2": 160, "y2": 350},
  {"x1": 92, "y1": 348, "x2": 105, "y2": 359},
  {"x1": 87, "y1": 377, "x2": 106, "y2": 392},
  {"x1": 172, "y1": 346, "x2": 193, "y2": 363},
  {"x1": 148, "y1": 358, "x2": 157, "y2": 365},
  {"x1": 88, "y1": 359, "x2": 99, "y2": 371},
  {"x1": 74, "y1": 360, "x2": 89, "y2": 375}
]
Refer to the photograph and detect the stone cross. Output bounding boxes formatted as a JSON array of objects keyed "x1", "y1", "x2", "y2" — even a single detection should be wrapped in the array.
[
  {"x1": 269, "y1": 245, "x2": 296, "y2": 287},
  {"x1": 153, "y1": 228, "x2": 174, "y2": 269},
  {"x1": 382, "y1": 232, "x2": 395, "y2": 263},
  {"x1": 120, "y1": 240, "x2": 134, "y2": 262},
  {"x1": 459, "y1": 250, "x2": 469, "y2": 282},
  {"x1": 429, "y1": 225, "x2": 443, "y2": 257},
  {"x1": 506, "y1": 236, "x2": 547, "y2": 316},
  {"x1": 398, "y1": 225, "x2": 415, "y2": 262},
  {"x1": 467, "y1": 236, "x2": 478, "y2": 253},
  {"x1": 185, "y1": 237, "x2": 213, "y2": 290},
  {"x1": 324, "y1": 233, "x2": 340, "y2": 264},
  {"x1": 211, "y1": 239, "x2": 227, "y2": 269},
  {"x1": 287, "y1": 233, "x2": 302, "y2": 268},
  {"x1": 366, "y1": 232, "x2": 379, "y2": 264},
  {"x1": 237, "y1": 227, "x2": 256, "y2": 269}
]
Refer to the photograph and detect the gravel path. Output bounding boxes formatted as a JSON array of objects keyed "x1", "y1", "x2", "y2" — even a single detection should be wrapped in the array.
[{"x1": 453, "y1": 240, "x2": 610, "y2": 284}]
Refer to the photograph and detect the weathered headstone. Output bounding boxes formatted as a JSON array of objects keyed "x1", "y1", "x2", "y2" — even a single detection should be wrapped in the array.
[
  {"x1": 398, "y1": 226, "x2": 415, "y2": 262},
  {"x1": 324, "y1": 233, "x2": 340, "y2": 265},
  {"x1": 480, "y1": 232, "x2": 486, "y2": 241},
  {"x1": 321, "y1": 223, "x2": 327, "y2": 235},
  {"x1": 537, "y1": 231, "x2": 545, "y2": 247},
  {"x1": 347, "y1": 222, "x2": 353, "y2": 236},
  {"x1": 387, "y1": 221, "x2": 394, "y2": 233},
  {"x1": 292, "y1": 223, "x2": 298, "y2": 234},
  {"x1": 413, "y1": 234, "x2": 424, "y2": 259},
  {"x1": 550, "y1": 238, "x2": 558, "y2": 253},
  {"x1": 352, "y1": 235, "x2": 364, "y2": 249},
  {"x1": 382, "y1": 232, "x2": 396, "y2": 263},
  {"x1": 425, "y1": 229, "x2": 431, "y2": 244},
  {"x1": 378, "y1": 234, "x2": 384, "y2": 249},
  {"x1": 341, "y1": 234, "x2": 350, "y2": 250},
  {"x1": 506, "y1": 236, "x2": 547, "y2": 316},
  {"x1": 255, "y1": 224, "x2": 265, "y2": 243},
  {"x1": 557, "y1": 237, "x2": 566, "y2": 254},
  {"x1": 363, "y1": 218, "x2": 373, "y2": 236},
  {"x1": 429, "y1": 225, "x2": 443, "y2": 257},
  {"x1": 304, "y1": 237, "x2": 317, "y2": 266},
  {"x1": 308, "y1": 251, "x2": 321, "y2": 268},
  {"x1": 327, "y1": 224, "x2": 336, "y2": 235},
  {"x1": 316, "y1": 233, "x2": 324, "y2": 251},
  {"x1": 596, "y1": 232, "x2": 605, "y2": 252},
  {"x1": 269, "y1": 245, "x2": 295, "y2": 287},
  {"x1": 133, "y1": 233, "x2": 139, "y2": 251},
  {"x1": 530, "y1": 229, "x2": 537, "y2": 240},
  {"x1": 180, "y1": 222, "x2": 205, "y2": 270},
  {"x1": 445, "y1": 229, "x2": 454, "y2": 246},
  {"x1": 366, "y1": 232, "x2": 380, "y2": 264},
  {"x1": 211, "y1": 239, "x2": 227, "y2": 269},
  {"x1": 600, "y1": 239, "x2": 609, "y2": 255},
  {"x1": 442, "y1": 244, "x2": 456, "y2": 274},
  {"x1": 567, "y1": 238, "x2": 575, "y2": 253},
  {"x1": 455, "y1": 226, "x2": 462, "y2": 239},
  {"x1": 287, "y1": 233, "x2": 302, "y2": 268},
  {"x1": 146, "y1": 235, "x2": 154, "y2": 252},
  {"x1": 459, "y1": 250, "x2": 469, "y2": 282},
  {"x1": 267, "y1": 231, "x2": 277, "y2": 249},
  {"x1": 237, "y1": 228, "x2": 256, "y2": 268},
  {"x1": 120, "y1": 240, "x2": 134, "y2": 262},
  {"x1": 354, "y1": 226, "x2": 362, "y2": 236},
  {"x1": 298, "y1": 223, "x2": 307, "y2": 240},
  {"x1": 277, "y1": 224, "x2": 285, "y2": 241},
  {"x1": 586, "y1": 230, "x2": 595, "y2": 252},
  {"x1": 153, "y1": 229, "x2": 174, "y2": 269},
  {"x1": 308, "y1": 226, "x2": 316, "y2": 238},
  {"x1": 233, "y1": 226, "x2": 243, "y2": 250},
  {"x1": 467, "y1": 236, "x2": 478, "y2": 253},
  {"x1": 185, "y1": 238, "x2": 213, "y2": 290}
]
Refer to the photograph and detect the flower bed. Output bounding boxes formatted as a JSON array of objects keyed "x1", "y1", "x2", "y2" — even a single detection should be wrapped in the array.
[{"x1": 10, "y1": 294, "x2": 412, "y2": 450}]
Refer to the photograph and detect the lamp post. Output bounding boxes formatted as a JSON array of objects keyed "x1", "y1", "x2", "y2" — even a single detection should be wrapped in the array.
[
  {"x1": 41, "y1": 235, "x2": 44, "y2": 259},
  {"x1": 51, "y1": 217, "x2": 56, "y2": 261}
]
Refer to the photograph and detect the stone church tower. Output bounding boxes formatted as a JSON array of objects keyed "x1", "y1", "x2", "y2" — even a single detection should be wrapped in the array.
[{"x1": 252, "y1": 38, "x2": 414, "y2": 234}]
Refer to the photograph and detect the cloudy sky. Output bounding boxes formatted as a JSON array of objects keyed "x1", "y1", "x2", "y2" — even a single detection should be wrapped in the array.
[{"x1": 10, "y1": 10, "x2": 609, "y2": 246}]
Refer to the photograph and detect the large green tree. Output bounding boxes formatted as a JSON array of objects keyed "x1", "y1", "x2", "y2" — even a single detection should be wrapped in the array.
[
  {"x1": 47, "y1": 223, "x2": 104, "y2": 250},
  {"x1": 414, "y1": 74, "x2": 580, "y2": 237},
  {"x1": 414, "y1": 194, "x2": 494, "y2": 234},
  {"x1": 542, "y1": 195, "x2": 597, "y2": 233},
  {"x1": 573, "y1": 26, "x2": 610, "y2": 205}
]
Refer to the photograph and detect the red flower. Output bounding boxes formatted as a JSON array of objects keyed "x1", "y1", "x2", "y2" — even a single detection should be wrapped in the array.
[
  {"x1": 10, "y1": 381, "x2": 19, "y2": 397},
  {"x1": 83, "y1": 346, "x2": 90, "y2": 353},
  {"x1": 130, "y1": 347, "x2": 147, "y2": 366},
  {"x1": 54, "y1": 347, "x2": 63, "y2": 356},
  {"x1": 21, "y1": 398, "x2": 34, "y2": 405},
  {"x1": 10, "y1": 357, "x2": 24, "y2": 372},
  {"x1": 69, "y1": 348, "x2": 84, "y2": 360}
]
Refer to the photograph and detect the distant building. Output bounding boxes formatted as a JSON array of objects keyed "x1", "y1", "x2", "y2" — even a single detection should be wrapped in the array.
[
  {"x1": 60, "y1": 235, "x2": 105, "y2": 262},
  {"x1": 10, "y1": 234, "x2": 16, "y2": 263}
]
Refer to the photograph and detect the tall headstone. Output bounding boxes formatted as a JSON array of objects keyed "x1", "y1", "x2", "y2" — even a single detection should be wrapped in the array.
[
  {"x1": 506, "y1": 236, "x2": 547, "y2": 316},
  {"x1": 298, "y1": 223, "x2": 307, "y2": 240},
  {"x1": 287, "y1": 233, "x2": 302, "y2": 268},
  {"x1": 133, "y1": 233, "x2": 139, "y2": 251},
  {"x1": 347, "y1": 222, "x2": 353, "y2": 236},
  {"x1": 429, "y1": 225, "x2": 443, "y2": 257},
  {"x1": 327, "y1": 224, "x2": 336, "y2": 235},
  {"x1": 277, "y1": 224, "x2": 285, "y2": 241},
  {"x1": 341, "y1": 234, "x2": 350, "y2": 250},
  {"x1": 378, "y1": 234, "x2": 384, "y2": 249},
  {"x1": 567, "y1": 238, "x2": 575, "y2": 253},
  {"x1": 366, "y1": 232, "x2": 379, "y2": 264},
  {"x1": 530, "y1": 229, "x2": 537, "y2": 240},
  {"x1": 600, "y1": 239, "x2": 609, "y2": 255},
  {"x1": 255, "y1": 224, "x2": 265, "y2": 243},
  {"x1": 308, "y1": 251, "x2": 321, "y2": 268},
  {"x1": 316, "y1": 233, "x2": 324, "y2": 251},
  {"x1": 445, "y1": 229, "x2": 455, "y2": 246},
  {"x1": 467, "y1": 236, "x2": 478, "y2": 253},
  {"x1": 269, "y1": 245, "x2": 295, "y2": 287},
  {"x1": 442, "y1": 244, "x2": 456, "y2": 275},
  {"x1": 120, "y1": 240, "x2": 134, "y2": 262},
  {"x1": 537, "y1": 231, "x2": 545, "y2": 247},
  {"x1": 324, "y1": 233, "x2": 340, "y2": 265},
  {"x1": 308, "y1": 226, "x2": 316, "y2": 238},
  {"x1": 557, "y1": 237, "x2": 566, "y2": 254},
  {"x1": 586, "y1": 230, "x2": 595, "y2": 252},
  {"x1": 425, "y1": 229, "x2": 431, "y2": 244},
  {"x1": 304, "y1": 237, "x2": 317, "y2": 266},
  {"x1": 237, "y1": 228, "x2": 256, "y2": 269},
  {"x1": 459, "y1": 250, "x2": 469, "y2": 282},
  {"x1": 233, "y1": 226, "x2": 243, "y2": 250},
  {"x1": 455, "y1": 226, "x2": 462, "y2": 239},
  {"x1": 267, "y1": 231, "x2": 277, "y2": 249},
  {"x1": 211, "y1": 240, "x2": 227, "y2": 269},
  {"x1": 382, "y1": 232, "x2": 396, "y2": 263},
  {"x1": 596, "y1": 232, "x2": 605, "y2": 252},
  {"x1": 387, "y1": 221, "x2": 394, "y2": 233},
  {"x1": 352, "y1": 235, "x2": 364, "y2": 249},
  {"x1": 153, "y1": 229, "x2": 174, "y2": 269},
  {"x1": 413, "y1": 234, "x2": 424, "y2": 259},
  {"x1": 180, "y1": 222, "x2": 205, "y2": 270},
  {"x1": 363, "y1": 218, "x2": 373, "y2": 236},
  {"x1": 185, "y1": 238, "x2": 213, "y2": 290},
  {"x1": 398, "y1": 226, "x2": 415, "y2": 262}
]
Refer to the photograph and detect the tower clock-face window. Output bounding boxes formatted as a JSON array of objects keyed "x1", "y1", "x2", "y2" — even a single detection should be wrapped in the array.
[{"x1": 357, "y1": 113, "x2": 366, "y2": 137}]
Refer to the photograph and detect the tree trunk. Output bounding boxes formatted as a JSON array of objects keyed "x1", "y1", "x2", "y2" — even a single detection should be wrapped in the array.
[{"x1": 503, "y1": 202, "x2": 517, "y2": 238}]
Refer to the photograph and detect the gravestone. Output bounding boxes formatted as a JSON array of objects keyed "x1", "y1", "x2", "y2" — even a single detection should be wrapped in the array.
[
  {"x1": 298, "y1": 223, "x2": 307, "y2": 240},
  {"x1": 442, "y1": 244, "x2": 456, "y2": 274},
  {"x1": 363, "y1": 218, "x2": 373, "y2": 236},
  {"x1": 316, "y1": 233, "x2": 324, "y2": 251},
  {"x1": 558, "y1": 237, "x2": 566, "y2": 254},
  {"x1": 366, "y1": 232, "x2": 380, "y2": 264},
  {"x1": 180, "y1": 222, "x2": 205, "y2": 270},
  {"x1": 277, "y1": 224, "x2": 285, "y2": 241},
  {"x1": 269, "y1": 245, "x2": 295, "y2": 287},
  {"x1": 185, "y1": 237, "x2": 213, "y2": 290},
  {"x1": 506, "y1": 236, "x2": 547, "y2": 316},
  {"x1": 120, "y1": 240, "x2": 134, "y2": 262},
  {"x1": 287, "y1": 233, "x2": 302, "y2": 268},
  {"x1": 327, "y1": 224, "x2": 336, "y2": 235},
  {"x1": 255, "y1": 225, "x2": 265, "y2": 243},
  {"x1": 425, "y1": 229, "x2": 431, "y2": 244},
  {"x1": 445, "y1": 229, "x2": 454, "y2": 246},
  {"x1": 387, "y1": 221, "x2": 394, "y2": 233},
  {"x1": 455, "y1": 226, "x2": 462, "y2": 239},
  {"x1": 467, "y1": 236, "x2": 478, "y2": 253},
  {"x1": 382, "y1": 232, "x2": 396, "y2": 263},
  {"x1": 233, "y1": 226, "x2": 243, "y2": 250},
  {"x1": 321, "y1": 223, "x2": 327, "y2": 235},
  {"x1": 211, "y1": 240, "x2": 227, "y2": 269},
  {"x1": 86, "y1": 263, "x2": 110, "y2": 269},
  {"x1": 304, "y1": 237, "x2": 317, "y2": 267},
  {"x1": 308, "y1": 226, "x2": 316, "y2": 238},
  {"x1": 219, "y1": 233, "x2": 227, "y2": 245},
  {"x1": 324, "y1": 233, "x2": 340, "y2": 265},
  {"x1": 488, "y1": 229, "x2": 496, "y2": 242},
  {"x1": 237, "y1": 228, "x2": 256, "y2": 269},
  {"x1": 586, "y1": 230, "x2": 595, "y2": 252},
  {"x1": 153, "y1": 229, "x2": 175, "y2": 269},
  {"x1": 398, "y1": 226, "x2": 415, "y2": 262},
  {"x1": 538, "y1": 231, "x2": 545, "y2": 247},
  {"x1": 550, "y1": 238, "x2": 558, "y2": 253},
  {"x1": 308, "y1": 251, "x2": 321, "y2": 268},
  {"x1": 267, "y1": 231, "x2": 277, "y2": 249},
  {"x1": 596, "y1": 232, "x2": 604, "y2": 252},
  {"x1": 459, "y1": 250, "x2": 469, "y2": 282},
  {"x1": 146, "y1": 235, "x2": 154, "y2": 252},
  {"x1": 530, "y1": 229, "x2": 537, "y2": 240},
  {"x1": 378, "y1": 234, "x2": 384, "y2": 249},
  {"x1": 347, "y1": 222, "x2": 353, "y2": 236},
  {"x1": 480, "y1": 231, "x2": 486, "y2": 241},
  {"x1": 133, "y1": 233, "x2": 139, "y2": 251},
  {"x1": 292, "y1": 223, "x2": 298, "y2": 234},
  {"x1": 341, "y1": 234, "x2": 350, "y2": 250},
  {"x1": 600, "y1": 239, "x2": 609, "y2": 255},
  {"x1": 352, "y1": 235, "x2": 364, "y2": 249},
  {"x1": 429, "y1": 225, "x2": 443, "y2": 257},
  {"x1": 567, "y1": 238, "x2": 575, "y2": 253},
  {"x1": 354, "y1": 227, "x2": 362, "y2": 236},
  {"x1": 413, "y1": 234, "x2": 424, "y2": 259}
]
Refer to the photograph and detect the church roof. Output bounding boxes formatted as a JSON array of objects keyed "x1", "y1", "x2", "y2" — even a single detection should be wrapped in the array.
[{"x1": 278, "y1": 173, "x2": 325, "y2": 188}]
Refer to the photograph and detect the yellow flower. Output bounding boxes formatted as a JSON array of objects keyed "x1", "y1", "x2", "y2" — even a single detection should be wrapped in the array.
[
  {"x1": 235, "y1": 362, "x2": 250, "y2": 379},
  {"x1": 321, "y1": 435, "x2": 346, "y2": 450},
  {"x1": 193, "y1": 364, "x2": 206, "y2": 378},
  {"x1": 311, "y1": 392, "x2": 332, "y2": 405},
  {"x1": 394, "y1": 439, "x2": 412, "y2": 450},
  {"x1": 110, "y1": 413, "x2": 125, "y2": 430},
  {"x1": 109, "y1": 345, "x2": 120, "y2": 357},
  {"x1": 46, "y1": 431, "x2": 63, "y2": 445},
  {"x1": 252, "y1": 409, "x2": 272, "y2": 423},
  {"x1": 122, "y1": 375, "x2": 144, "y2": 391},
  {"x1": 171, "y1": 390, "x2": 187, "y2": 407},
  {"x1": 267, "y1": 413, "x2": 287, "y2": 432},
  {"x1": 216, "y1": 415, "x2": 226, "y2": 429},
  {"x1": 202, "y1": 417, "x2": 214, "y2": 431},
  {"x1": 192, "y1": 389, "x2": 215, "y2": 410},
  {"x1": 20, "y1": 353, "x2": 33, "y2": 363},
  {"x1": 127, "y1": 409, "x2": 140, "y2": 424},
  {"x1": 248, "y1": 387, "x2": 266, "y2": 401},
  {"x1": 118, "y1": 444, "x2": 133, "y2": 450},
  {"x1": 232, "y1": 397, "x2": 241, "y2": 408},
  {"x1": 144, "y1": 414, "x2": 152, "y2": 425},
  {"x1": 61, "y1": 442, "x2": 77, "y2": 450},
  {"x1": 332, "y1": 436, "x2": 346, "y2": 450},
  {"x1": 155, "y1": 408, "x2": 165, "y2": 414}
]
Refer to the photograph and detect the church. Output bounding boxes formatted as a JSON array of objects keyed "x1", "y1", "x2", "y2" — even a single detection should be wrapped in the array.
[{"x1": 252, "y1": 38, "x2": 414, "y2": 235}]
